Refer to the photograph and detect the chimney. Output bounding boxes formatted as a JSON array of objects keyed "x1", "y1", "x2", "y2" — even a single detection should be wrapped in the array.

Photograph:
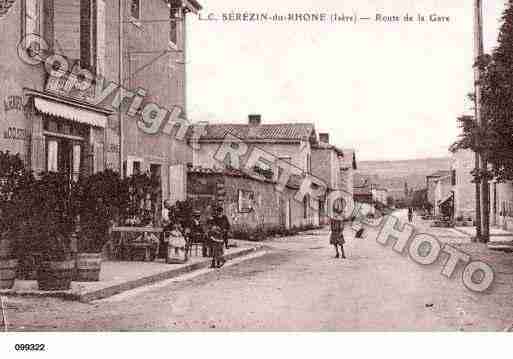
[
  {"x1": 248, "y1": 114, "x2": 261, "y2": 126},
  {"x1": 319, "y1": 133, "x2": 330, "y2": 144}
]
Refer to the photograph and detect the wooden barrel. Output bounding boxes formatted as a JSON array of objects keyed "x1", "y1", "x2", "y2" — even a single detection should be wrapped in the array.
[
  {"x1": 0, "y1": 259, "x2": 17, "y2": 289},
  {"x1": 75, "y1": 253, "x2": 102, "y2": 282},
  {"x1": 37, "y1": 260, "x2": 74, "y2": 291}
]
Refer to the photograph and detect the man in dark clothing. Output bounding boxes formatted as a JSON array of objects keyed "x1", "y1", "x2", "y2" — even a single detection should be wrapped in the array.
[
  {"x1": 211, "y1": 206, "x2": 231, "y2": 249},
  {"x1": 207, "y1": 225, "x2": 226, "y2": 268},
  {"x1": 190, "y1": 210, "x2": 208, "y2": 257}
]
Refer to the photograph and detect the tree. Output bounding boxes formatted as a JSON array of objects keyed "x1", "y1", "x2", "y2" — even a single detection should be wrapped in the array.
[
  {"x1": 410, "y1": 188, "x2": 428, "y2": 210},
  {"x1": 453, "y1": 1, "x2": 513, "y2": 183}
]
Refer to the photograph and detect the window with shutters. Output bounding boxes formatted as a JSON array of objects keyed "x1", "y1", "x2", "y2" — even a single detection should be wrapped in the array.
[
  {"x1": 96, "y1": 0, "x2": 106, "y2": 76},
  {"x1": 125, "y1": 156, "x2": 144, "y2": 177},
  {"x1": 24, "y1": 0, "x2": 40, "y2": 36},
  {"x1": 23, "y1": 0, "x2": 42, "y2": 53}
]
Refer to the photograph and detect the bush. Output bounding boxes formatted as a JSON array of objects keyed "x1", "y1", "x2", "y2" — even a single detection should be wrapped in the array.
[
  {"x1": 24, "y1": 172, "x2": 79, "y2": 261},
  {"x1": 0, "y1": 151, "x2": 34, "y2": 259},
  {"x1": 76, "y1": 170, "x2": 123, "y2": 253}
]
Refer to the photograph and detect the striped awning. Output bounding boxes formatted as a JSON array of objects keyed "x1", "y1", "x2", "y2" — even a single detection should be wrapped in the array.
[{"x1": 34, "y1": 97, "x2": 107, "y2": 128}]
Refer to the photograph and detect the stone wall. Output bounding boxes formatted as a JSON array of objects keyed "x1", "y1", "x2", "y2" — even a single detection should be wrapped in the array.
[{"x1": 187, "y1": 171, "x2": 319, "y2": 232}]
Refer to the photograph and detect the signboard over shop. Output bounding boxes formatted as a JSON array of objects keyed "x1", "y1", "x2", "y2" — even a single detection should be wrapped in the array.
[{"x1": 1, "y1": 94, "x2": 30, "y2": 142}]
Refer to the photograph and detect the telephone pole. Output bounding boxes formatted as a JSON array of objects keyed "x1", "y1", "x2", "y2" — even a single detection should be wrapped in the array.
[
  {"x1": 473, "y1": 0, "x2": 489, "y2": 242},
  {"x1": 118, "y1": 0, "x2": 124, "y2": 179}
]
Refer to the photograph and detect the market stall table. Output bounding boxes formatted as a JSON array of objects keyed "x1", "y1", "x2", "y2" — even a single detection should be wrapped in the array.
[{"x1": 111, "y1": 226, "x2": 163, "y2": 261}]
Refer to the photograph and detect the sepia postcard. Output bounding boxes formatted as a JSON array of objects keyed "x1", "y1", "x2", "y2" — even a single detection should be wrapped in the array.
[{"x1": 0, "y1": 0, "x2": 512, "y2": 357}]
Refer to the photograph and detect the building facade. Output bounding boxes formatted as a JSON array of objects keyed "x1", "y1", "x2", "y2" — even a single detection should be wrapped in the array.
[
  {"x1": 0, "y1": 0, "x2": 201, "y2": 221},
  {"x1": 433, "y1": 174, "x2": 452, "y2": 217},
  {"x1": 190, "y1": 115, "x2": 338, "y2": 227},
  {"x1": 451, "y1": 149, "x2": 476, "y2": 221},
  {"x1": 426, "y1": 170, "x2": 451, "y2": 214},
  {"x1": 311, "y1": 133, "x2": 356, "y2": 224},
  {"x1": 371, "y1": 187, "x2": 388, "y2": 206},
  {"x1": 187, "y1": 167, "x2": 315, "y2": 231}
]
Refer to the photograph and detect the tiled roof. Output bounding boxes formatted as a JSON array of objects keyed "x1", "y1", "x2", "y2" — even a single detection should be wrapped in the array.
[
  {"x1": 187, "y1": 166, "x2": 247, "y2": 178},
  {"x1": 353, "y1": 186, "x2": 372, "y2": 196},
  {"x1": 187, "y1": 166, "x2": 303, "y2": 189},
  {"x1": 427, "y1": 170, "x2": 451, "y2": 178},
  {"x1": 312, "y1": 142, "x2": 345, "y2": 156},
  {"x1": 193, "y1": 123, "x2": 316, "y2": 142}
]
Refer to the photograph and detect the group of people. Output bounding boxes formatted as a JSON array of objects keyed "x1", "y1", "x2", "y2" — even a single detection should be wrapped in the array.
[
  {"x1": 162, "y1": 203, "x2": 231, "y2": 268},
  {"x1": 161, "y1": 199, "x2": 353, "y2": 264}
]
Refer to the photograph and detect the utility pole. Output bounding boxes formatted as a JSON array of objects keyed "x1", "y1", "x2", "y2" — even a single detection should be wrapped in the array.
[
  {"x1": 118, "y1": 0, "x2": 124, "y2": 179},
  {"x1": 473, "y1": 0, "x2": 489, "y2": 242}
]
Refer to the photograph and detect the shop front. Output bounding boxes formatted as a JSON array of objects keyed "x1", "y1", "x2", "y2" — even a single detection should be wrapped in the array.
[{"x1": 23, "y1": 90, "x2": 112, "y2": 178}]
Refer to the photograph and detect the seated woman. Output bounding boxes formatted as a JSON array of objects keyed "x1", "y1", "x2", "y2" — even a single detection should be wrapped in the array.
[{"x1": 165, "y1": 223, "x2": 188, "y2": 264}]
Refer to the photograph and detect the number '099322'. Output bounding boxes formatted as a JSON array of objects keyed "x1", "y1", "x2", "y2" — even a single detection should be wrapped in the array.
[{"x1": 14, "y1": 344, "x2": 46, "y2": 351}]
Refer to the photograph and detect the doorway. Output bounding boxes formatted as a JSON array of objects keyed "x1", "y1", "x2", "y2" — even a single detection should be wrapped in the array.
[{"x1": 45, "y1": 136, "x2": 83, "y2": 181}]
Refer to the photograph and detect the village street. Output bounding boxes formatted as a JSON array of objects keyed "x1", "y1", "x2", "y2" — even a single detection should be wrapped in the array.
[{"x1": 4, "y1": 210, "x2": 513, "y2": 331}]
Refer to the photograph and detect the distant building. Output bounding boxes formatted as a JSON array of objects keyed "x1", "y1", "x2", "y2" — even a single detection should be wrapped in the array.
[
  {"x1": 426, "y1": 170, "x2": 452, "y2": 215},
  {"x1": 190, "y1": 115, "x2": 356, "y2": 227},
  {"x1": 372, "y1": 187, "x2": 388, "y2": 206},
  {"x1": 452, "y1": 149, "x2": 513, "y2": 229},
  {"x1": 186, "y1": 166, "x2": 311, "y2": 231},
  {"x1": 192, "y1": 116, "x2": 327, "y2": 227},
  {"x1": 311, "y1": 133, "x2": 356, "y2": 224},
  {"x1": 451, "y1": 149, "x2": 475, "y2": 221}
]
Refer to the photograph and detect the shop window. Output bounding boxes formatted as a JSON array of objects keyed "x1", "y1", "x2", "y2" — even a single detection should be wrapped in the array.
[
  {"x1": 303, "y1": 195, "x2": 309, "y2": 219},
  {"x1": 130, "y1": 0, "x2": 141, "y2": 20},
  {"x1": 125, "y1": 156, "x2": 144, "y2": 177}
]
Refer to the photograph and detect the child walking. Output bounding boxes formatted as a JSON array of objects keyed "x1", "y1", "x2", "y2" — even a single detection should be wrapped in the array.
[
  {"x1": 330, "y1": 201, "x2": 346, "y2": 259},
  {"x1": 207, "y1": 225, "x2": 226, "y2": 268}
]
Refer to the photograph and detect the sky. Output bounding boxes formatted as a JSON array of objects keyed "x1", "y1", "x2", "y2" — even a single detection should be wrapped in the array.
[{"x1": 186, "y1": 0, "x2": 506, "y2": 161}]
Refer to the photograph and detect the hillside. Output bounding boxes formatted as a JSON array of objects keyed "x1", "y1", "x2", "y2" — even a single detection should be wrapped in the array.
[{"x1": 356, "y1": 157, "x2": 452, "y2": 195}]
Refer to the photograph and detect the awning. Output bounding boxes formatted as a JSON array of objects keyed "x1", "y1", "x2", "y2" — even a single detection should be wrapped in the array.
[
  {"x1": 438, "y1": 193, "x2": 453, "y2": 207},
  {"x1": 34, "y1": 97, "x2": 107, "y2": 128}
]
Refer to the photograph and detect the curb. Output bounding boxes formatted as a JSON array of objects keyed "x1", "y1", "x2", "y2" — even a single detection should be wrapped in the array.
[
  {"x1": 451, "y1": 227, "x2": 473, "y2": 237},
  {"x1": 1, "y1": 245, "x2": 265, "y2": 303}
]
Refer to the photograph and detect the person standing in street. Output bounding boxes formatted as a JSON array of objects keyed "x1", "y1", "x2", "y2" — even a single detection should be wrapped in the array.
[
  {"x1": 190, "y1": 210, "x2": 208, "y2": 257},
  {"x1": 330, "y1": 201, "x2": 346, "y2": 259},
  {"x1": 408, "y1": 207, "x2": 413, "y2": 223},
  {"x1": 212, "y1": 206, "x2": 231, "y2": 249},
  {"x1": 207, "y1": 224, "x2": 226, "y2": 268}
]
